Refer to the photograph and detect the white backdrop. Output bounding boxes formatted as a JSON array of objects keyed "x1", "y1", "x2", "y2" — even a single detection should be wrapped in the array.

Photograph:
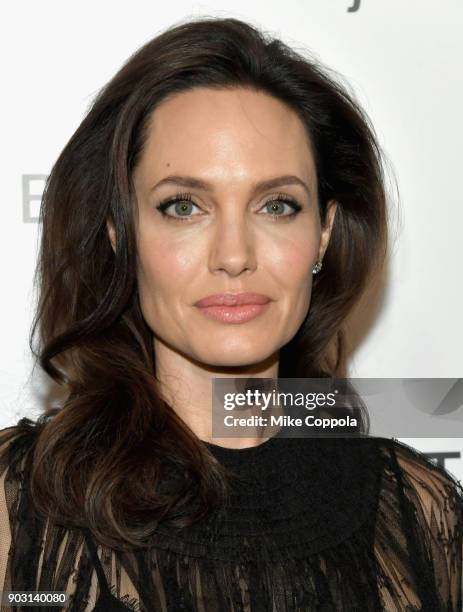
[{"x1": 1, "y1": 0, "x2": 462, "y2": 480}]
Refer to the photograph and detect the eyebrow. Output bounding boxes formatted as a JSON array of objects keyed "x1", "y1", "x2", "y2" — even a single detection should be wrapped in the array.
[{"x1": 150, "y1": 174, "x2": 312, "y2": 200}]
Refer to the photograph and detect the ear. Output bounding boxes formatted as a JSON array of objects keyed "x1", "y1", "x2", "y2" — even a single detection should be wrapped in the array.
[
  {"x1": 106, "y1": 218, "x2": 116, "y2": 254},
  {"x1": 317, "y1": 199, "x2": 338, "y2": 262}
]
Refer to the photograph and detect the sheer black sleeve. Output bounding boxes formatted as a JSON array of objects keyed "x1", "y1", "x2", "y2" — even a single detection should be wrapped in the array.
[{"x1": 374, "y1": 438, "x2": 463, "y2": 611}]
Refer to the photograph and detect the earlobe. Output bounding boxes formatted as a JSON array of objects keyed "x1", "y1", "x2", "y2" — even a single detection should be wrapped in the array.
[{"x1": 106, "y1": 219, "x2": 116, "y2": 253}]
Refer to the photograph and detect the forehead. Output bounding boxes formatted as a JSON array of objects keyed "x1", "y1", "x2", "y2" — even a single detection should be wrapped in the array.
[{"x1": 134, "y1": 87, "x2": 317, "y2": 192}]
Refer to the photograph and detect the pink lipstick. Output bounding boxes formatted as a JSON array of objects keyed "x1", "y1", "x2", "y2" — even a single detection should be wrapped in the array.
[{"x1": 194, "y1": 292, "x2": 271, "y2": 324}]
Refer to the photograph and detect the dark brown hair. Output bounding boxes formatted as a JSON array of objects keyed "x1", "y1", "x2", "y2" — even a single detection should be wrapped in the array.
[{"x1": 12, "y1": 16, "x2": 390, "y2": 549}]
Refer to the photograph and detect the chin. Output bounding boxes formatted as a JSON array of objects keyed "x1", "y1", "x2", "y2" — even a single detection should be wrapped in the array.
[{"x1": 197, "y1": 348, "x2": 275, "y2": 369}]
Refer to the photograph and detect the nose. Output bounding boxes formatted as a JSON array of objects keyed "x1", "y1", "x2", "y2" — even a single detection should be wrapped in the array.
[{"x1": 208, "y1": 214, "x2": 257, "y2": 277}]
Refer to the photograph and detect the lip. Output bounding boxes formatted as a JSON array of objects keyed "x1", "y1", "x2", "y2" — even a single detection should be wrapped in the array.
[
  {"x1": 195, "y1": 303, "x2": 271, "y2": 324},
  {"x1": 194, "y1": 293, "x2": 272, "y2": 324},
  {"x1": 194, "y1": 292, "x2": 271, "y2": 307}
]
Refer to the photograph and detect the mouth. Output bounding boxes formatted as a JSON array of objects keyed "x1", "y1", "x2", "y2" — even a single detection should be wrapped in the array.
[{"x1": 194, "y1": 293, "x2": 272, "y2": 324}]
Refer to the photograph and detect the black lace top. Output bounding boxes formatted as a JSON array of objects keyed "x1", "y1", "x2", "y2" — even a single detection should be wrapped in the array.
[{"x1": 0, "y1": 421, "x2": 462, "y2": 611}]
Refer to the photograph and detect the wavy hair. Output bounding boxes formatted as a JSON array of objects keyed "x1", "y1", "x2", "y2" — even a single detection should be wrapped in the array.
[{"x1": 15, "y1": 16, "x2": 390, "y2": 549}]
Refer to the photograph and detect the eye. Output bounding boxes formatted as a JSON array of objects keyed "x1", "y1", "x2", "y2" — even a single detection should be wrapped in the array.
[
  {"x1": 156, "y1": 193, "x2": 203, "y2": 220},
  {"x1": 155, "y1": 192, "x2": 303, "y2": 222},
  {"x1": 258, "y1": 194, "x2": 303, "y2": 219}
]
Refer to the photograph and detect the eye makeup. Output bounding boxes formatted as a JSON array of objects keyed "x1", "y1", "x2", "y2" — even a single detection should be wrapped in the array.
[{"x1": 155, "y1": 192, "x2": 303, "y2": 222}]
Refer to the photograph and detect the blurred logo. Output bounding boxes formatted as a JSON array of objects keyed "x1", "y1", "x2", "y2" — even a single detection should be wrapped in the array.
[{"x1": 348, "y1": 0, "x2": 361, "y2": 12}]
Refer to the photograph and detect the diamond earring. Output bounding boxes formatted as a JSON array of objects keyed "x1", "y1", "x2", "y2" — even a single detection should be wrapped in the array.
[{"x1": 312, "y1": 260, "x2": 323, "y2": 274}]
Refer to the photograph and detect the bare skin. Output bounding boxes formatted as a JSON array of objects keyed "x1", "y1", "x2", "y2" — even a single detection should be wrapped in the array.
[{"x1": 107, "y1": 86, "x2": 337, "y2": 448}]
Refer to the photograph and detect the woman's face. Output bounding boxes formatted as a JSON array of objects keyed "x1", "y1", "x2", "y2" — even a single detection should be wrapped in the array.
[{"x1": 109, "y1": 87, "x2": 336, "y2": 368}]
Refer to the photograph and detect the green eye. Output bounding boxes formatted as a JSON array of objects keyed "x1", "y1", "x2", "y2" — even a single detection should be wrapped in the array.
[
  {"x1": 262, "y1": 198, "x2": 301, "y2": 217},
  {"x1": 264, "y1": 194, "x2": 302, "y2": 220},
  {"x1": 156, "y1": 192, "x2": 303, "y2": 222},
  {"x1": 156, "y1": 193, "x2": 201, "y2": 219},
  {"x1": 171, "y1": 201, "x2": 198, "y2": 216}
]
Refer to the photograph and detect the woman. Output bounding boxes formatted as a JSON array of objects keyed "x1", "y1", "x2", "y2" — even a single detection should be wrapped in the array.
[{"x1": 0, "y1": 16, "x2": 462, "y2": 612}]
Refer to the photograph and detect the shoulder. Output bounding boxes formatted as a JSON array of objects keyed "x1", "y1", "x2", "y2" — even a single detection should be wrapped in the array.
[
  {"x1": 0, "y1": 418, "x2": 41, "y2": 564},
  {"x1": 370, "y1": 437, "x2": 463, "y2": 609},
  {"x1": 375, "y1": 436, "x2": 463, "y2": 503},
  {"x1": 0, "y1": 417, "x2": 41, "y2": 483},
  {"x1": 373, "y1": 436, "x2": 463, "y2": 541},
  {"x1": 324, "y1": 435, "x2": 463, "y2": 541}
]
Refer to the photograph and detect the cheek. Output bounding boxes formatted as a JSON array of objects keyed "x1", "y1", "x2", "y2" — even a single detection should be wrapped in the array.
[
  {"x1": 135, "y1": 232, "x2": 199, "y2": 311},
  {"x1": 264, "y1": 226, "x2": 318, "y2": 297},
  {"x1": 263, "y1": 229, "x2": 318, "y2": 345}
]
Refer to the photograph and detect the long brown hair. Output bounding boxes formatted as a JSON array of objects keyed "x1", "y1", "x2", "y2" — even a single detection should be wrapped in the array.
[{"x1": 13, "y1": 16, "x2": 390, "y2": 549}]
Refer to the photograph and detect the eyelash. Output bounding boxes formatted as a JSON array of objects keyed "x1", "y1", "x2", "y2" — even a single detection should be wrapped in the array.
[{"x1": 155, "y1": 192, "x2": 303, "y2": 222}]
